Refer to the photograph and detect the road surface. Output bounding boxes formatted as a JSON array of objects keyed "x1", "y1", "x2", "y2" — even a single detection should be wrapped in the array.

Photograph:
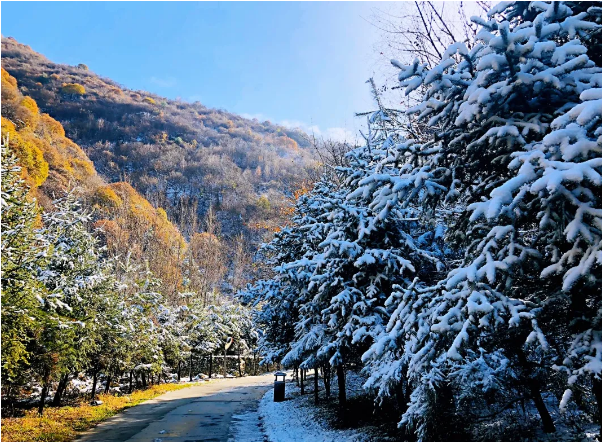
[{"x1": 77, "y1": 375, "x2": 273, "y2": 442}]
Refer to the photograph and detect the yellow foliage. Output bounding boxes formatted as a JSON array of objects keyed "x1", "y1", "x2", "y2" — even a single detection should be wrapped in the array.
[
  {"x1": 94, "y1": 186, "x2": 123, "y2": 208},
  {"x1": 71, "y1": 158, "x2": 95, "y2": 178},
  {"x1": 38, "y1": 113, "x2": 66, "y2": 139},
  {"x1": 50, "y1": 73, "x2": 61, "y2": 81},
  {"x1": 0, "y1": 383, "x2": 204, "y2": 442},
  {"x1": 1, "y1": 68, "x2": 20, "y2": 113},
  {"x1": 61, "y1": 83, "x2": 86, "y2": 95},
  {"x1": 143, "y1": 97, "x2": 156, "y2": 105},
  {"x1": 19, "y1": 96, "x2": 39, "y2": 127},
  {"x1": 1, "y1": 117, "x2": 49, "y2": 187},
  {"x1": 1, "y1": 67, "x2": 17, "y2": 89},
  {"x1": 157, "y1": 207, "x2": 168, "y2": 222},
  {"x1": 256, "y1": 195, "x2": 271, "y2": 211}
]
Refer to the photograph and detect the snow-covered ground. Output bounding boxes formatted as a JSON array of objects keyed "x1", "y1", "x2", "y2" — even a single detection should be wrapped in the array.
[{"x1": 255, "y1": 371, "x2": 375, "y2": 442}]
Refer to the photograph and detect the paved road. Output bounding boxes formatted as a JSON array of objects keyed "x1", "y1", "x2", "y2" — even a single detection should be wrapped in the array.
[{"x1": 77, "y1": 375, "x2": 273, "y2": 442}]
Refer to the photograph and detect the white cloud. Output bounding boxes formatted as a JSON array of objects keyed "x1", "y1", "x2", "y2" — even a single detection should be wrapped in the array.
[
  {"x1": 149, "y1": 76, "x2": 177, "y2": 88},
  {"x1": 240, "y1": 114, "x2": 359, "y2": 143},
  {"x1": 280, "y1": 119, "x2": 357, "y2": 143}
]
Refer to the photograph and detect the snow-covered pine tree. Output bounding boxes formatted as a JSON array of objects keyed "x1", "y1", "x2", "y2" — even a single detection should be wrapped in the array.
[
  {"x1": 242, "y1": 180, "x2": 339, "y2": 367},
  {"x1": 0, "y1": 142, "x2": 48, "y2": 404},
  {"x1": 361, "y1": 1, "x2": 601, "y2": 439},
  {"x1": 35, "y1": 192, "x2": 119, "y2": 409}
]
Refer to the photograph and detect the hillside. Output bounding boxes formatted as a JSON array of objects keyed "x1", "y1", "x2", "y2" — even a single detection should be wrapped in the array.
[
  {"x1": 2, "y1": 67, "x2": 186, "y2": 300},
  {"x1": 1, "y1": 36, "x2": 317, "y2": 239}
]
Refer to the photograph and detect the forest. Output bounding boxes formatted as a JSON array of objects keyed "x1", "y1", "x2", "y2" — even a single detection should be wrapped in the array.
[
  {"x1": 1, "y1": 66, "x2": 263, "y2": 424},
  {"x1": 1, "y1": 1, "x2": 601, "y2": 442},
  {"x1": 243, "y1": 1, "x2": 602, "y2": 441}
]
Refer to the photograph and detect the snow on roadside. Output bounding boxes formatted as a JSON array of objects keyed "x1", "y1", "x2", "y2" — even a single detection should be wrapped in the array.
[
  {"x1": 258, "y1": 382, "x2": 369, "y2": 442},
  {"x1": 227, "y1": 409, "x2": 265, "y2": 442}
]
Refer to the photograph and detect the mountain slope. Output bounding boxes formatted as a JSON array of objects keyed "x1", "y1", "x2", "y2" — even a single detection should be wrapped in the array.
[
  {"x1": 1, "y1": 67, "x2": 186, "y2": 300},
  {"x1": 1, "y1": 37, "x2": 317, "y2": 239}
]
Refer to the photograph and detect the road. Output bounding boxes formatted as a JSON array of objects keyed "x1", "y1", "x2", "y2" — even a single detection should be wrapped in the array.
[{"x1": 77, "y1": 375, "x2": 273, "y2": 442}]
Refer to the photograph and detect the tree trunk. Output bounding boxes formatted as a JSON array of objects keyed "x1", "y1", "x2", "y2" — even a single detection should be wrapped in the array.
[
  {"x1": 517, "y1": 349, "x2": 555, "y2": 433},
  {"x1": 223, "y1": 348, "x2": 227, "y2": 378},
  {"x1": 324, "y1": 366, "x2": 331, "y2": 399},
  {"x1": 141, "y1": 371, "x2": 147, "y2": 388},
  {"x1": 593, "y1": 376, "x2": 602, "y2": 440},
  {"x1": 38, "y1": 366, "x2": 51, "y2": 415},
  {"x1": 104, "y1": 374, "x2": 112, "y2": 394},
  {"x1": 337, "y1": 365, "x2": 346, "y2": 420},
  {"x1": 38, "y1": 382, "x2": 49, "y2": 415},
  {"x1": 528, "y1": 382, "x2": 555, "y2": 433},
  {"x1": 6, "y1": 383, "x2": 15, "y2": 417},
  {"x1": 52, "y1": 372, "x2": 70, "y2": 406},
  {"x1": 209, "y1": 354, "x2": 213, "y2": 379},
  {"x1": 178, "y1": 361, "x2": 181, "y2": 382},
  {"x1": 300, "y1": 367, "x2": 305, "y2": 395},
  {"x1": 395, "y1": 379, "x2": 409, "y2": 413},
  {"x1": 238, "y1": 348, "x2": 242, "y2": 377},
  {"x1": 91, "y1": 367, "x2": 99, "y2": 402},
  {"x1": 314, "y1": 367, "x2": 319, "y2": 405},
  {"x1": 189, "y1": 353, "x2": 193, "y2": 382},
  {"x1": 129, "y1": 371, "x2": 133, "y2": 393}
]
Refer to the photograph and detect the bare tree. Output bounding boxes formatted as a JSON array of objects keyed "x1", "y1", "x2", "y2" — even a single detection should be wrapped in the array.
[
  {"x1": 369, "y1": 1, "x2": 490, "y2": 68},
  {"x1": 186, "y1": 207, "x2": 227, "y2": 305},
  {"x1": 231, "y1": 233, "x2": 252, "y2": 293},
  {"x1": 303, "y1": 134, "x2": 356, "y2": 185}
]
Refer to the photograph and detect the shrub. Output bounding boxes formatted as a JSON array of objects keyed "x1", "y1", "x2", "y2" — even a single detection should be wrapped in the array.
[
  {"x1": 77, "y1": 63, "x2": 88, "y2": 70},
  {"x1": 94, "y1": 186, "x2": 123, "y2": 208},
  {"x1": 143, "y1": 97, "x2": 156, "y2": 105},
  {"x1": 15, "y1": 96, "x2": 39, "y2": 128},
  {"x1": 71, "y1": 158, "x2": 95, "y2": 178},
  {"x1": 256, "y1": 195, "x2": 271, "y2": 211},
  {"x1": 1, "y1": 67, "x2": 18, "y2": 88},
  {"x1": 60, "y1": 83, "x2": 85, "y2": 96},
  {"x1": 1, "y1": 117, "x2": 49, "y2": 187},
  {"x1": 157, "y1": 207, "x2": 168, "y2": 221}
]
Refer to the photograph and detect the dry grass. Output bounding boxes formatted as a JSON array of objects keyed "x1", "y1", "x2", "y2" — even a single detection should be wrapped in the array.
[{"x1": 1, "y1": 382, "x2": 204, "y2": 442}]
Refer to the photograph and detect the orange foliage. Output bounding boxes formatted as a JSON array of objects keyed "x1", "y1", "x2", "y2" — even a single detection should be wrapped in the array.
[
  {"x1": 1, "y1": 69, "x2": 187, "y2": 300},
  {"x1": 2, "y1": 67, "x2": 17, "y2": 88},
  {"x1": 102, "y1": 182, "x2": 187, "y2": 298},
  {"x1": 1, "y1": 117, "x2": 49, "y2": 187},
  {"x1": 38, "y1": 113, "x2": 66, "y2": 138},
  {"x1": 71, "y1": 158, "x2": 95, "y2": 178}
]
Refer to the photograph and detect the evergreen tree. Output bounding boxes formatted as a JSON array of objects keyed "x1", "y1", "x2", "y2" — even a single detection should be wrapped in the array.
[
  {"x1": 359, "y1": 1, "x2": 601, "y2": 438},
  {"x1": 1, "y1": 142, "x2": 48, "y2": 405}
]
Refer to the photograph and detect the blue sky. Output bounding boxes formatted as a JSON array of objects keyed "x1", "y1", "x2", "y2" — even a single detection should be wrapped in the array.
[{"x1": 2, "y1": 2, "x2": 391, "y2": 141}]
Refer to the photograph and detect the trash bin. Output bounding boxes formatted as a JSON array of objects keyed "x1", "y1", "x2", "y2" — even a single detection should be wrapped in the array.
[{"x1": 274, "y1": 371, "x2": 286, "y2": 402}]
